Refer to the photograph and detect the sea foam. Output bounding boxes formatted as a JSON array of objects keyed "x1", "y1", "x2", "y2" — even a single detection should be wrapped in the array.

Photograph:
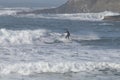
[
  {"x1": 18, "y1": 11, "x2": 120, "y2": 21},
  {"x1": 0, "y1": 62, "x2": 120, "y2": 75},
  {"x1": 0, "y1": 8, "x2": 119, "y2": 21},
  {"x1": 0, "y1": 28, "x2": 100, "y2": 45}
]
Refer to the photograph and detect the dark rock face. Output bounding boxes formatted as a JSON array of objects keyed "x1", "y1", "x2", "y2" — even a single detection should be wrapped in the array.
[
  {"x1": 59, "y1": 0, "x2": 120, "y2": 13},
  {"x1": 103, "y1": 15, "x2": 120, "y2": 21},
  {"x1": 18, "y1": 0, "x2": 120, "y2": 14}
]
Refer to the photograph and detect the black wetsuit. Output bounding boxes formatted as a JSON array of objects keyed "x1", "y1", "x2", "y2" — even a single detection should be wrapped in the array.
[{"x1": 65, "y1": 30, "x2": 70, "y2": 39}]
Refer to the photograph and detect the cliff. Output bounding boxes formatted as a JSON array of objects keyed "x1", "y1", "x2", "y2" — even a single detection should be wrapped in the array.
[{"x1": 56, "y1": 0, "x2": 120, "y2": 13}]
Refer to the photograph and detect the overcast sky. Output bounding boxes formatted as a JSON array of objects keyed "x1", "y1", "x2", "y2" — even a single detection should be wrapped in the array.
[{"x1": 0, "y1": 0, "x2": 67, "y2": 7}]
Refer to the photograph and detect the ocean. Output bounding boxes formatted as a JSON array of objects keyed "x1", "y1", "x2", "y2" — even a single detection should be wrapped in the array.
[{"x1": 0, "y1": 8, "x2": 120, "y2": 80}]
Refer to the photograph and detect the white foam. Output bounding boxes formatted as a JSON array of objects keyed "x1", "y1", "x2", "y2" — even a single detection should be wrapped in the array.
[
  {"x1": 0, "y1": 28, "x2": 50, "y2": 45},
  {"x1": 0, "y1": 62, "x2": 120, "y2": 75},
  {"x1": 0, "y1": 28, "x2": 100, "y2": 45},
  {"x1": 0, "y1": 7, "x2": 119, "y2": 21},
  {"x1": 0, "y1": 9, "x2": 17, "y2": 16},
  {"x1": 0, "y1": 7, "x2": 32, "y2": 16},
  {"x1": 18, "y1": 11, "x2": 120, "y2": 21}
]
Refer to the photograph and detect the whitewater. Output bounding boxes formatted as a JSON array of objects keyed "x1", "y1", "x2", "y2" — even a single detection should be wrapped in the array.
[
  {"x1": 0, "y1": 8, "x2": 120, "y2": 20},
  {"x1": 0, "y1": 8, "x2": 120, "y2": 80}
]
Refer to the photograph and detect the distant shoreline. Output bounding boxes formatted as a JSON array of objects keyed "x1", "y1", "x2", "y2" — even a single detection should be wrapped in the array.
[{"x1": 17, "y1": 0, "x2": 120, "y2": 21}]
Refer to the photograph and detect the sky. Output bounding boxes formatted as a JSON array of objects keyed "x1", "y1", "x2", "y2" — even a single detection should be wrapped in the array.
[{"x1": 0, "y1": 0, "x2": 67, "y2": 8}]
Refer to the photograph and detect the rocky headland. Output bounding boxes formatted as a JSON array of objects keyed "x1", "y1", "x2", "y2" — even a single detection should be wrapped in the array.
[{"x1": 18, "y1": 0, "x2": 120, "y2": 21}]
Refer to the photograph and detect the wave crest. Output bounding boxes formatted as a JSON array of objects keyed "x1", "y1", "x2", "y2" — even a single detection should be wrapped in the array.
[
  {"x1": 0, "y1": 28, "x2": 100, "y2": 45},
  {"x1": 18, "y1": 11, "x2": 120, "y2": 21},
  {"x1": 0, "y1": 8, "x2": 119, "y2": 21},
  {"x1": 0, "y1": 28, "x2": 48, "y2": 45}
]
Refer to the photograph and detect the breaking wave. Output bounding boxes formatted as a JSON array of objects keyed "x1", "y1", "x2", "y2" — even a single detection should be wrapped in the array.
[
  {"x1": 0, "y1": 62, "x2": 120, "y2": 75},
  {"x1": 0, "y1": 28, "x2": 100, "y2": 45},
  {"x1": 17, "y1": 11, "x2": 120, "y2": 21},
  {"x1": 0, "y1": 7, "x2": 32, "y2": 16},
  {"x1": 0, "y1": 8, "x2": 119, "y2": 21},
  {"x1": 24, "y1": 11, "x2": 120, "y2": 21}
]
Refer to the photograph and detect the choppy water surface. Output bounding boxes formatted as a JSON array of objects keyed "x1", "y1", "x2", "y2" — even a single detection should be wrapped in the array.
[{"x1": 0, "y1": 8, "x2": 120, "y2": 80}]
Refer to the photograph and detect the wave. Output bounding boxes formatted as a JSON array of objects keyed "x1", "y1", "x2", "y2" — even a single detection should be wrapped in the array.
[
  {"x1": 0, "y1": 7, "x2": 32, "y2": 16},
  {"x1": 18, "y1": 11, "x2": 120, "y2": 21},
  {"x1": 0, "y1": 7, "x2": 119, "y2": 21},
  {"x1": 0, "y1": 28, "x2": 100, "y2": 45},
  {"x1": 0, "y1": 8, "x2": 17, "y2": 16},
  {"x1": 1, "y1": 28, "x2": 120, "y2": 46},
  {"x1": 0, "y1": 61, "x2": 120, "y2": 75},
  {"x1": 0, "y1": 28, "x2": 49, "y2": 45}
]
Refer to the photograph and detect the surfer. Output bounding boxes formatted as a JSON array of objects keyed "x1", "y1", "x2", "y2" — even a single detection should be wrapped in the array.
[{"x1": 65, "y1": 30, "x2": 70, "y2": 39}]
